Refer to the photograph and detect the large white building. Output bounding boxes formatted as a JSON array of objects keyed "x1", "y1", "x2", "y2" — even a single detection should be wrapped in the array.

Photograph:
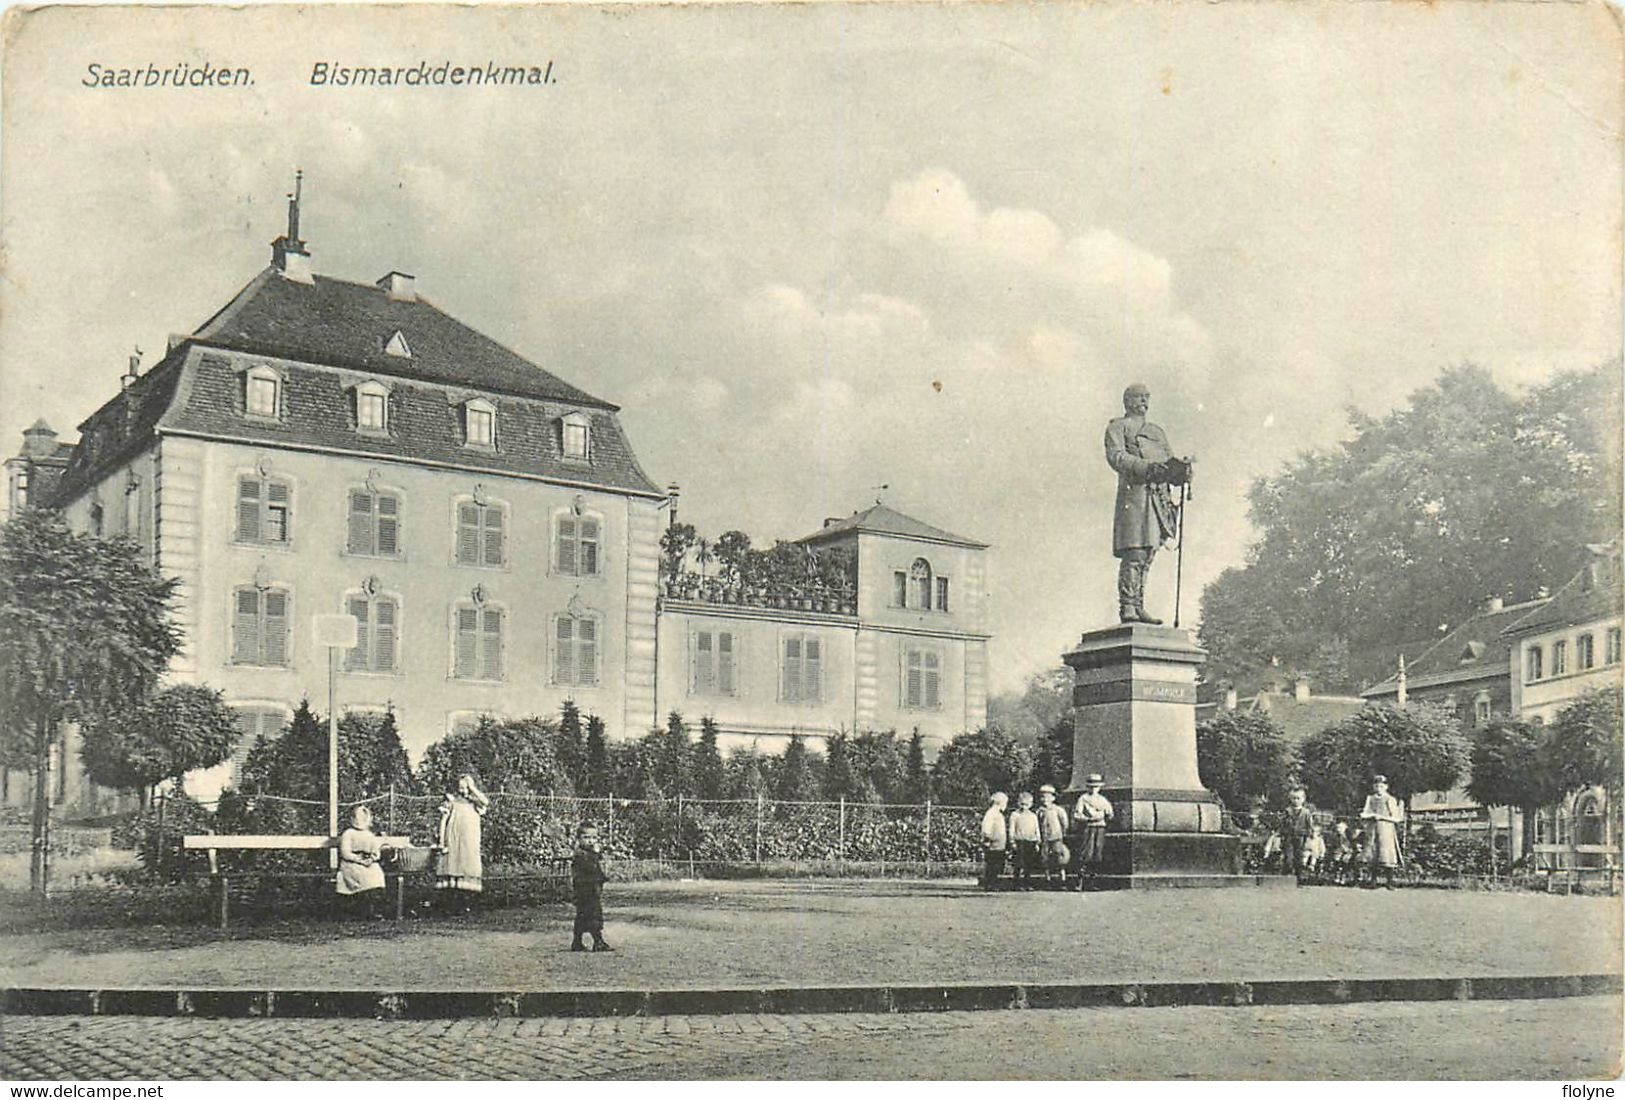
[{"x1": 3, "y1": 191, "x2": 989, "y2": 812}]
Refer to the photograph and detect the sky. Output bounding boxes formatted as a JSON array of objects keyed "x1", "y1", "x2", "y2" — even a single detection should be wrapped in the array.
[{"x1": 2, "y1": 2, "x2": 1620, "y2": 695}]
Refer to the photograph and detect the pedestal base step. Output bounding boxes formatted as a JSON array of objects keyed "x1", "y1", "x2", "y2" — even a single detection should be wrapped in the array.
[{"x1": 1079, "y1": 873, "x2": 1296, "y2": 891}]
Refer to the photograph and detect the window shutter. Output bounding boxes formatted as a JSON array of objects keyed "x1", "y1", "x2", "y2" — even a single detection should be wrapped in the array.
[
  {"x1": 925, "y1": 650, "x2": 941, "y2": 709},
  {"x1": 347, "y1": 491, "x2": 373, "y2": 555},
  {"x1": 263, "y1": 590, "x2": 288, "y2": 665},
  {"x1": 455, "y1": 607, "x2": 478, "y2": 678},
  {"x1": 804, "y1": 637, "x2": 822, "y2": 701},
  {"x1": 783, "y1": 637, "x2": 801, "y2": 701},
  {"x1": 936, "y1": 577, "x2": 949, "y2": 612},
  {"x1": 483, "y1": 507, "x2": 505, "y2": 566},
  {"x1": 906, "y1": 650, "x2": 923, "y2": 707},
  {"x1": 346, "y1": 595, "x2": 370, "y2": 671},
  {"x1": 579, "y1": 617, "x2": 598, "y2": 685},
  {"x1": 374, "y1": 598, "x2": 398, "y2": 672},
  {"x1": 376, "y1": 494, "x2": 399, "y2": 556},
  {"x1": 894, "y1": 572, "x2": 907, "y2": 608},
  {"x1": 694, "y1": 631, "x2": 714, "y2": 694},
  {"x1": 557, "y1": 516, "x2": 577, "y2": 575},
  {"x1": 457, "y1": 503, "x2": 480, "y2": 564},
  {"x1": 480, "y1": 609, "x2": 503, "y2": 681},
  {"x1": 237, "y1": 478, "x2": 262, "y2": 542},
  {"x1": 718, "y1": 632, "x2": 735, "y2": 695},
  {"x1": 582, "y1": 519, "x2": 600, "y2": 575},
  {"x1": 555, "y1": 616, "x2": 574, "y2": 685},
  {"x1": 233, "y1": 588, "x2": 260, "y2": 663},
  {"x1": 265, "y1": 481, "x2": 290, "y2": 542}
]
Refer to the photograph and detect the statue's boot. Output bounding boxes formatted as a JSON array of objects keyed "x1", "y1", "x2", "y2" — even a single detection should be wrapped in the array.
[{"x1": 1120, "y1": 554, "x2": 1163, "y2": 624}]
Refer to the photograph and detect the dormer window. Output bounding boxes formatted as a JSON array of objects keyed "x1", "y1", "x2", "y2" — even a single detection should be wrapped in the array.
[
  {"x1": 463, "y1": 398, "x2": 497, "y2": 448},
  {"x1": 384, "y1": 330, "x2": 412, "y2": 358},
  {"x1": 354, "y1": 380, "x2": 390, "y2": 433},
  {"x1": 561, "y1": 411, "x2": 591, "y2": 461},
  {"x1": 244, "y1": 365, "x2": 282, "y2": 419}
]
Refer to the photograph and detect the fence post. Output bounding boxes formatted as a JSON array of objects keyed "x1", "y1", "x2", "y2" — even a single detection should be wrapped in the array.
[
  {"x1": 387, "y1": 784, "x2": 397, "y2": 836},
  {"x1": 608, "y1": 792, "x2": 616, "y2": 849},
  {"x1": 677, "y1": 793, "x2": 684, "y2": 854},
  {"x1": 924, "y1": 799, "x2": 933, "y2": 874},
  {"x1": 839, "y1": 797, "x2": 846, "y2": 869},
  {"x1": 755, "y1": 793, "x2": 763, "y2": 864}
]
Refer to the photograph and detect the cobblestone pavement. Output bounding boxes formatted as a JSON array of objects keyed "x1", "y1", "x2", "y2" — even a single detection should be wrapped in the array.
[{"x1": 2, "y1": 997, "x2": 1619, "y2": 1079}]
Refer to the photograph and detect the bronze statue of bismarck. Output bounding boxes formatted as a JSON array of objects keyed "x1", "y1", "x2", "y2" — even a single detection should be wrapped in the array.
[{"x1": 1104, "y1": 383, "x2": 1191, "y2": 625}]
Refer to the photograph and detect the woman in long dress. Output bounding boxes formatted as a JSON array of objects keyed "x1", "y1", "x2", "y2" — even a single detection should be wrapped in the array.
[
  {"x1": 435, "y1": 773, "x2": 490, "y2": 911},
  {"x1": 1360, "y1": 775, "x2": 1404, "y2": 889},
  {"x1": 336, "y1": 804, "x2": 387, "y2": 916}
]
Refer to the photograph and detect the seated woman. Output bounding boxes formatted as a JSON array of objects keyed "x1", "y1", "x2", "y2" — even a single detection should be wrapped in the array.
[{"x1": 336, "y1": 804, "x2": 387, "y2": 915}]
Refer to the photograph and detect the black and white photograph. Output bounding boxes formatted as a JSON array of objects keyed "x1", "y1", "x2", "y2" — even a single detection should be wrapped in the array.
[{"x1": 0, "y1": 0, "x2": 1620, "y2": 1083}]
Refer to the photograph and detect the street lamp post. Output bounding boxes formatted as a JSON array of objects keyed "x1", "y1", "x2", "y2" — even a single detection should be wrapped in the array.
[{"x1": 313, "y1": 614, "x2": 358, "y2": 868}]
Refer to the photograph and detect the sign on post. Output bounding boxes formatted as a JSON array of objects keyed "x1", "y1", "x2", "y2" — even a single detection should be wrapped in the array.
[{"x1": 313, "y1": 613, "x2": 358, "y2": 648}]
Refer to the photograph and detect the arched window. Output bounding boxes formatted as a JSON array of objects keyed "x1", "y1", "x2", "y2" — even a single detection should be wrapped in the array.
[{"x1": 910, "y1": 558, "x2": 933, "y2": 610}]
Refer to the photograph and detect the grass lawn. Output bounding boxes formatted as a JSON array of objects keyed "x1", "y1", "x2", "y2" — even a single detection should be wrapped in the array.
[{"x1": 0, "y1": 878, "x2": 1618, "y2": 991}]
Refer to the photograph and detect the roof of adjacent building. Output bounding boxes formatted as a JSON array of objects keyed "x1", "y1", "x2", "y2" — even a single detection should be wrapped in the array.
[
  {"x1": 50, "y1": 266, "x2": 661, "y2": 504},
  {"x1": 1362, "y1": 597, "x2": 1550, "y2": 697},
  {"x1": 797, "y1": 503, "x2": 987, "y2": 549},
  {"x1": 195, "y1": 269, "x2": 617, "y2": 409},
  {"x1": 1501, "y1": 553, "x2": 1623, "y2": 637},
  {"x1": 1228, "y1": 689, "x2": 1368, "y2": 745}
]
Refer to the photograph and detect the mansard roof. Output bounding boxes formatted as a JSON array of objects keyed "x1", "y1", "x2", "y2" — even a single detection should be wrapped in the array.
[{"x1": 195, "y1": 268, "x2": 617, "y2": 409}]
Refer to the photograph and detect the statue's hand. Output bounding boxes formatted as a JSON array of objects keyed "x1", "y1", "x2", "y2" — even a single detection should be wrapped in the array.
[{"x1": 1164, "y1": 457, "x2": 1192, "y2": 485}]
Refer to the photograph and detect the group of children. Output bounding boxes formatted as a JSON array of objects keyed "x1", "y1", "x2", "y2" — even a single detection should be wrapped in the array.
[
  {"x1": 979, "y1": 773, "x2": 1115, "y2": 891},
  {"x1": 1261, "y1": 776, "x2": 1407, "y2": 889}
]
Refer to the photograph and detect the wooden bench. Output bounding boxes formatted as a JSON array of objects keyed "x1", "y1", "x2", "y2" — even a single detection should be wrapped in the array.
[{"x1": 183, "y1": 834, "x2": 418, "y2": 927}]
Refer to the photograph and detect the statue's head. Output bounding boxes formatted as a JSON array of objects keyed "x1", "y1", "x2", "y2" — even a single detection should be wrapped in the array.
[{"x1": 1122, "y1": 383, "x2": 1150, "y2": 415}]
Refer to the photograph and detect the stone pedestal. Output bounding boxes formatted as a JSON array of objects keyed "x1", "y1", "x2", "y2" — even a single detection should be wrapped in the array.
[{"x1": 1064, "y1": 623, "x2": 1283, "y2": 889}]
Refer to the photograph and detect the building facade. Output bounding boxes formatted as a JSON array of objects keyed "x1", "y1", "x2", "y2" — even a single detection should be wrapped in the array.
[{"x1": 5, "y1": 193, "x2": 990, "y2": 811}]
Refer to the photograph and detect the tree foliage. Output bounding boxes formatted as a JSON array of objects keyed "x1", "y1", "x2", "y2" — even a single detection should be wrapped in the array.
[
  {"x1": 1198, "y1": 364, "x2": 1622, "y2": 691},
  {"x1": 929, "y1": 728, "x2": 1032, "y2": 807},
  {"x1": 0, "y1": 511, "x2": 183, "y2": 890},
  {"x1": 1543, "y1": 688, "x2": 1624, "y2": 799},
  {"x1": 241, "y1": 701, "x2": 417, "y2": 801},
  {"x1": 1195, "y1": 710, "x2": 1295, "y2": 816},
  {"x1": 1297, "y1": 704, "x2": 1470, "y2": 810},
  {"x1": 79, "y1": 683, "x2": 239, "y2": 795}
]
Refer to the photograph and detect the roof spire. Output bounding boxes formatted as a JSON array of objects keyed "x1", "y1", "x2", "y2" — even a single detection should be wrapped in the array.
[
  {"x1": 270, "y1": 168, "x2": 313, "y2": 284},
  {"x1": 287, "y1": 168, "x2": 303, "y2": 242}
]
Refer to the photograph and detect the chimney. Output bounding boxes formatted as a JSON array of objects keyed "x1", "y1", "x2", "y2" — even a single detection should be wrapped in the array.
[
  {"x1": 120, "y1": 348, "x2": 141, "y2": 391},
  {"x1": 666, "y1": 483, "x2": 680, "y2": 527},
  {"x1": 270, "y1": 169, "x2": 314, "y2": 284},
  {"x1": 1484, "y1": 595, "x2": 1503, "y2": 613},
  {"x1": 1223, "y1": 687, "x2": 1238, "y2": 711},
  {"x1": 377, "y1": 271, "x2": 417, "y2": 302},
  {"x1": 1293, "y1": 678, "x2": 1310, "y2": 702},
  {"x1": 1396, "y1": 653, "x2": 1408, "y2": 708},
  {"x1": 824, "y1": 517, "x2": 841, "y2": 528},
  {"x1": 21, "y1": 419, "x2": 57, "y2": 458}
]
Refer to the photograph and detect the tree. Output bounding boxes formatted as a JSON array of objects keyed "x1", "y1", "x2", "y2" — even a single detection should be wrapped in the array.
[
  {"x1": 849, "y1": 730, "x2": 910, "y2": 803},
  {"x1": 822, "y1": 731, "x2": 858, "y2": 800},
  {"x1": 583, "y1": 714, "x2": 609, "y2": 797},
  {"x1": 659, "y1": 522, "x2": 697, "y2": 581},
  {"x1": 1298, "y1": 704, "x2": 1470, "y2": 813},
  {"x1": 1467, "y1": 717, "x2": 1553, "y2": 864},
  {"x1": 987, "y1": 666, "x2": 1073, "y2": 743},
  {"x1": 1195, "y1": 710, "x2": 1295, "y2": 818},
  {"x1": 1199, "y1": 363, "x2": 1622, "y2": 691},
  {"x1": 904, "y1": 729, "x2": 931, "y2": 802},
  {"x1": 775, "y1": 735, "x2": 819, "y2": 802},
  {"x1": 0, "y1": 512, "x2": 183, "y2": 890},
  {"x1": 1028, "y1": 718, "x2": 1075, "y2": 793},
  {"x1": 244, "y1": 701, "x2": 417, "y2": 803},
  {"x1": 556, "y1": 700, "x2": 585, "y2": 790},
  {"x1": 79, "y1": 683, "x2": 239, "y2": 804},
  {"x1": 930, "y1": 728, "x2": 1032, "y2": 808},
  {"x1": 1544, "y1": 689, "x2": 1624, "y2": 800},
  {"x1": 693, "y1": 716, "x2": 725, "y2": 800},
  {"x1": 662, "y1": 711, "x2": 694, "y2": 796}
]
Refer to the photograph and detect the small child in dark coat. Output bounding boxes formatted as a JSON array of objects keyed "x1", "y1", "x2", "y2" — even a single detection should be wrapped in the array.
[{"x1": 571, "y1": 825, "x2": 611, "y2": 952}]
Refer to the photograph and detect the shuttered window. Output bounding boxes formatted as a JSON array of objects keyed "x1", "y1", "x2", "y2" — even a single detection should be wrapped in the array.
[
  {"x1": 904, "y1": 648, "x2": 942, "y2": 709},
  {"x1": 344, "y1": 594, "x2": 399, "y2": 673},
  {"x1": 456, "y1": 501, "x2": 506, "y2": 567},
  {"x1": 453, "y1": 605, "x2": 504, "y2": 681},
  {"x1": 692, "y1": 630, "x2": 737, "y2": 696},
  {"x1": 893, "y1": 571, "x2": 908, "y2": 608},
  {"x1": 346, "y1": 490, "x2": 401, "y2": 557},
  {"x1": 553, "y1": 614, "x2": 599, "y2": 687},
  {"x1": 782, "y1": 633, "x2": 822, "y2": 703},
  {"x1": 1578, "y1": 633, "x2": 1595, "y2": 670},
  {"x1": 233, "y1": 586, "x2": 289, "y2": 666},
  {"x1": 936, "y1": 577, "x2": 950, "y2": 612},
  {"x1": 229, "y1": 707, "x2": 288, "y2": 786},
  {"x1": 556, "y1": 515, "x2": 601, "y2": 576},
  {"x1": 236, "y1": 476, "x2": 291, "y2": 544}
]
